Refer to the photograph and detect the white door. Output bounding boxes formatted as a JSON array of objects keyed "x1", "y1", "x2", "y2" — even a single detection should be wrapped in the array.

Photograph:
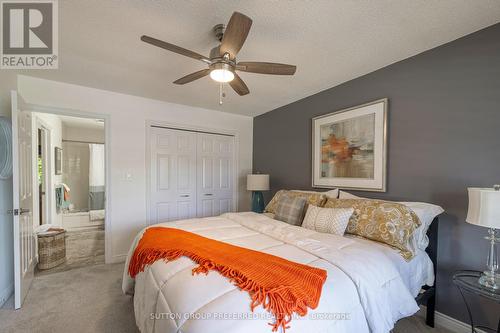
[
  {"x1": 196, "y1": 133, "x2": 234, "y2": 217},
  {"x1": 11, "y1": 91, "x2": 35, "y2": 309},
  {"x1": 149, "y1": 127, "x2": 197, "y2": 223}
]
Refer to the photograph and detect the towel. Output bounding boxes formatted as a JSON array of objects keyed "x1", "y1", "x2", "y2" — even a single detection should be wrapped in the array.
[{"x1": 60, "y1": 183, "x2": 70, "y2": 201}]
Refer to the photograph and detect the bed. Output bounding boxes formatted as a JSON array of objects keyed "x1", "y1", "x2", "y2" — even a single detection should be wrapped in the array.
[{"x1": 122, "y1": 211, "x2": 439, "y2": 333}]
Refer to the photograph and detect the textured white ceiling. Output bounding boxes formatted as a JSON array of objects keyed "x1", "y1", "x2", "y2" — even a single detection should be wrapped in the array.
[{"x1": 30, "y1": 0, "x2": 500, "y2": 116}]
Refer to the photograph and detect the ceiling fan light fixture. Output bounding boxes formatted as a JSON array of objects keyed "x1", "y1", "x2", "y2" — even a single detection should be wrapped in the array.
[
  {"x1": 141, "y1": 12, "x2": 296, "y2": 97},
  {"x1": 209, "y1": 62, "x2": 235, "y2": 83},
  {"x1": 210, "y1": 69, "x2": 234, "y2": 83}
]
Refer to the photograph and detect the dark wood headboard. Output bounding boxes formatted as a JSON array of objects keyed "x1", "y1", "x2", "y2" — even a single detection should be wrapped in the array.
[
  {"x1": 426, "y1": 216, "x2": 439, "y2": 277},
  {"x1": 417, "y1": 216, "x2": 439, "y2": 327}
]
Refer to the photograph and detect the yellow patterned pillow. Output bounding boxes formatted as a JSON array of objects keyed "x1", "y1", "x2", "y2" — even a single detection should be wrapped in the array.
[
  {"x1": 265, "y1": 190, "x2": 327, "y2": 214},
  {"x1": 323, "y1": 199, "x2": 421, "y2": 260}
]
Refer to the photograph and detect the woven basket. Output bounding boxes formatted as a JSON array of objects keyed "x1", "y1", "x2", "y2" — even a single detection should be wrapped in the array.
[{"x1": 38, "y1": 230, "x2": 66, "y2": 270}]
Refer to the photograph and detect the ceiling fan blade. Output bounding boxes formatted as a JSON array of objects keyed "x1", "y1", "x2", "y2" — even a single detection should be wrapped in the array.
[
  {"x1": 229, "y1": 73, "x2": 250, "y2": 96},
  {"x1": 237, "y1": 62, "x2": 296, "y2": 75},
  {"x1": 219, "y1": 12, "x2": 252, "y2": 59},
  {"x1": 141, "y1": 35, "x2": 210, "y2": 63},
  {"x1": 173, "y1": 69, "x2": 211, "y2": 85}
]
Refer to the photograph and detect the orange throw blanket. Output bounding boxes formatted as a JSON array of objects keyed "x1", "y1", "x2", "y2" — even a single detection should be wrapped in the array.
[{"x1": 128, "y1": 227, "x2": 327, "y2": 332}]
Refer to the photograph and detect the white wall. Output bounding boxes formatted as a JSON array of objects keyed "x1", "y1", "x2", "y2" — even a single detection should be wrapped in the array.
[
  {"x1": 0, "y1": 72, "x2": 17, "y2": 306},
  {"x1": 18, "y1": 75, "x2": 253, "y2": 263},
  {"x1": 62, "y1": 125, "x2": 105, "y2": 143},
  {"x1": 33, "y1": 112, "x2": 63, "y2": 226}
]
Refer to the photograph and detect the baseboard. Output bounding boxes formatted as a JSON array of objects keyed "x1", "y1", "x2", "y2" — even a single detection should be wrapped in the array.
[
  {"x1": 107, "y1": 253, "x2": 127, "y2": 264},
  {"x1": 0, "y1": 283, "x2": 13, "y2": 307},
  {"x1": 418, "y1": 307, "x2": 486, "y2": 333},
  {"x1": 436, "y1": 311, "x2": 488, "y2": 333}
]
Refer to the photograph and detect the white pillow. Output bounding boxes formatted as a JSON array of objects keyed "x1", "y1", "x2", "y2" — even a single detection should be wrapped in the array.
[
  {"x1": 338, "y1": 190, "x2": 444, "y2": 250},
  {"x1": 400, "y1": 201, "x2": 444, "y2": 250},
  {"x1": 292, "y1": 188, "x2": 339, "y2": 198},
  {"x1": 302, "y1": 205, "x2": 353, "y2": 235}
]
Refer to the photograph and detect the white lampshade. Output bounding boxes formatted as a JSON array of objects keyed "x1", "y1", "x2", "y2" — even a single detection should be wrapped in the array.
[
  {"x1": 466, "y1": 187, "x2": 500, "y2": 229},
  {"x1": 247, "y1": 174, "x2": 270, "y2": 191}
]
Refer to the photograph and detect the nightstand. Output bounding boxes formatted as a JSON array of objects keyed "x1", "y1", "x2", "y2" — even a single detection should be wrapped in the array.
[{"x1": 453, "y1": 270, "x2": 500, "y2": 333}]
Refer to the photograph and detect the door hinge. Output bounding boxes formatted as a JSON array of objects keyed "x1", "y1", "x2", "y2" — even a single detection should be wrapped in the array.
[{"x1": 7, "y1": 209, "x2": 19, "y2": 216}]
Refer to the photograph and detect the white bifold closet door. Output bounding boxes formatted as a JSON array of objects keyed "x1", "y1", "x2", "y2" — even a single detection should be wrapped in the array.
[
  {"x1": 149, "y1": 127, "x2": 234, "y2": 224},
  {"x1": 196, "y1": 133, "x2": 234, "y2": 218},
  {"x1": 150, "y1": 127, "x2": 197, "y2": 223}
]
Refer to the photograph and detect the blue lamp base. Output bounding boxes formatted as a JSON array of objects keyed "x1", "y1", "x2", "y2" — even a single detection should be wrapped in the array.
[{"x1": 251, "y1": 191, "x2": 265, "y2": 213}]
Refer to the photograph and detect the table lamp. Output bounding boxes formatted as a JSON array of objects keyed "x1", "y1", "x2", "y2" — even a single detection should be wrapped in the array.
[
  {"x1": 466, "y1": 185, "x2": 500, "y2": 290},
  {"x1": 247, "y1": 174, "x2": 269, "y2": 213}
]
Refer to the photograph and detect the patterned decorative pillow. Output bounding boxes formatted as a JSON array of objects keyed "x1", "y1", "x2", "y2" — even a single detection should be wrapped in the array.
[
  {"x1": 274, "y1": 195, "x2": 307, "y2": 226},
  {"x1": 323, "y1": 199, "x2": 422, "y2": 260},
  {"x1": 265, "y1": 190, "x2": 327, "y2": 214},
  {"x1": 339, "y1": 191, "x2": 444, "y2": 250},
  {"x1": 302, "y1": 205, "x2": 354, "y2": 235}
]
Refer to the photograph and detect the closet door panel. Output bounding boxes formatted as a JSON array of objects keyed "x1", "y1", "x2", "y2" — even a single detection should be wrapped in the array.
[
  {"x1": 200, "y1": 198, "x2": 215, "y2": 217},
  {"x1": 214, "y1": 135, "x2": 234, "y2": 215},
  {"x1": 157, "y1": 155, "x2": 171, "y2": 190},
  {"x1": 177, "y1": 200, "x2": 191, "y2": 220},
  {"x1": 177, "y1": 155, "x2": 191, "y2": 190},
  {"x1": 155, "y1": 202, "x2": 172, "y2": 222},
  {"x1": 219, "y1": 198, "x2": 231, "y2": 215},
  {"x1": 201, "y1": 156, "x2": 213, "y2": 189},
  {"x1": 197, "y1": 134, "x2": 216, "y2": 217},
  {"x1": 218, "y1": 157, "x2": 231, "y2": 190},
  {"x1": 196, "y1": 133, "x2": 234, "y2": 217},
  {"x1": 150, "y1": 128, "x2": 197, "y2": 224}
]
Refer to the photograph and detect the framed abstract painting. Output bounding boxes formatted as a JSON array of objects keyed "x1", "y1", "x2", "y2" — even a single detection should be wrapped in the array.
[{"x1": 312, "y1": 98, "x2": 388, "y2": 192}]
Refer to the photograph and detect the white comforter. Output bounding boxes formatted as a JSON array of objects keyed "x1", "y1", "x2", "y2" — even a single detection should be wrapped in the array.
[{"x1": 123, "y1": 212, "x2": 422, "y2": 333}]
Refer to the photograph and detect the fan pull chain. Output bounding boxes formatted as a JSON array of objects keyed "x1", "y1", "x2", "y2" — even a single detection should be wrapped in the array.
[
  {"x1": 219, "y1": 83, "x2": 222, "y2": 105},
  {"x1": 219, "y1": 83, "x2": 226, "y2": 105}
]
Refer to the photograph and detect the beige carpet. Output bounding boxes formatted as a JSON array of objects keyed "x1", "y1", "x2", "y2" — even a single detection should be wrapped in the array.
[{"x1": 0, "y1": 263, "x2": 453, "y2": 333}]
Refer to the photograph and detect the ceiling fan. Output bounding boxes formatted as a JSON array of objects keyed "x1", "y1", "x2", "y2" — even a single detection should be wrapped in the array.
[{"x1": 141, "y1": 11, "x2": 296, "y2": 97}]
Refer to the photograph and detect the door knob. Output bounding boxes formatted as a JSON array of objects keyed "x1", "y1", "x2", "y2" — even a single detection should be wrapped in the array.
[
  {"x1": 7, "y1": 208, "x2": 30, "y2": 216},
  {"x1": 204, "y1": 194, "x2": 213, "y2": 196},
  {"x1": 180, "y1": 195, "x2": 190, "y2": 198}
]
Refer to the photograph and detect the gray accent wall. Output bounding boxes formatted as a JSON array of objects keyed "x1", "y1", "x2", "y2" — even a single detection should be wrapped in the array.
[{"x1": 254, "y1": 23, "x2": 500, "y2": 326}]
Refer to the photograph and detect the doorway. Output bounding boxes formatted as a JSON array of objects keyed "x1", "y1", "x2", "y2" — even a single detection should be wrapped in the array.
[
  {"x1": 10, "y1": 91, "x2": 111, "y2": 309},
  {"x1": 32, "y1": 112, "x2": 107, "y2": 276}
]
